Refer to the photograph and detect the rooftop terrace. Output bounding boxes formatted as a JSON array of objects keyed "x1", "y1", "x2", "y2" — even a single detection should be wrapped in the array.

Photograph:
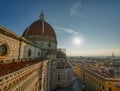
[{"x1": 0, "y1": 60, "x2": 43, "y2": 76}]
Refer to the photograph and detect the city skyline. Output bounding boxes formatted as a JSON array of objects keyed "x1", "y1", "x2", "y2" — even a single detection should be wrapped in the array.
[{"x1": 0, "y1": 0, "x2": 120, "y2": 56}]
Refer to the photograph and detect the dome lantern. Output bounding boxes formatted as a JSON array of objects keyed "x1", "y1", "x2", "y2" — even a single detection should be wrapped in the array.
[{"x1": 39, "y1": 11, "x2": 45, "y2": 21}]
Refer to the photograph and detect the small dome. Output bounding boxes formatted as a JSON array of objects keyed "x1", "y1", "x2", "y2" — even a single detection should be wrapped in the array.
[{"x1": 57, "y1": 51, "x2": 66, "y2": 58}]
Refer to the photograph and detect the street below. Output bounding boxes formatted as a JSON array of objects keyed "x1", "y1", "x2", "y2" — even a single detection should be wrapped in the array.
[{"x1": 53, "y1": 77, "x2": 84, "y2": 91}]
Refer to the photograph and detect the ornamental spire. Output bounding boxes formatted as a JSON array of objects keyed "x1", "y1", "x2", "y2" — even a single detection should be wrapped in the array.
[
  {"x1": 39, "y1": 11, "x2": 45, "y2": 21},
  {"x1": 39, "y1": 11, "x2": 45, "y2": 34}
]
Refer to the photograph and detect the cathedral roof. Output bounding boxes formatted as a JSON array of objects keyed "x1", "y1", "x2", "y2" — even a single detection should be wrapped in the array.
[{"x1": 22, "y1": 12, "x2": 57, "y2": 42}]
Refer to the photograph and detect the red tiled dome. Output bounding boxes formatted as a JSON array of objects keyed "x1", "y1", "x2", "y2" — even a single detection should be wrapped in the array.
[{"x1": 22, "y1": 20, "x2": 57, "y2": 40}]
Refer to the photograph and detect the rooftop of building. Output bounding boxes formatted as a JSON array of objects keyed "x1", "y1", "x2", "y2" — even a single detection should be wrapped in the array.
[
  {"x1": 88, "y1": 69, "x2": 114, "y2": 78},
  {"x1": 73, "y1": 63, "x2": 120, "y2": 79},
  {"x1": 0, "y1": 59, "x2": 44, "y2": 77}
]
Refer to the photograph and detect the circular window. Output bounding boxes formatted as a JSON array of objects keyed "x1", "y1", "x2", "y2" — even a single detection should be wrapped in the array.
[{"x1": 0, "y1": 45, "x2": 7, "y2": 56}]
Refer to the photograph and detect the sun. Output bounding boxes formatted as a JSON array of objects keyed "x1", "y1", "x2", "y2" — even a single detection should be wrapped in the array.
[{"x1": 73, "y1": 37, "x2": 83, "y2": 45}]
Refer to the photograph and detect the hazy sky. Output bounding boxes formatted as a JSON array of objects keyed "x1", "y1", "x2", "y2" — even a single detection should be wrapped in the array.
[{"x1": 0, "y1": 0, "x2": 120, "y2": 56}]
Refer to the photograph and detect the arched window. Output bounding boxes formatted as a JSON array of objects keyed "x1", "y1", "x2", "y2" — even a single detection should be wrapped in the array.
[
  {"x1": 48, "y1": 43, "x2": 51, "y2": 47},
  {"x1": 28, "y1": 49, "x2": 31, "y2": 56},
  {"x1": 38, "y1": 51, "x2": 40, "y2": 56},
  {"x1": 58, "y1": 62, "x2": 60, "y2": 67},
  {"x1": 0, "y1": 45, "x2": 7, "y2": 56},
  {"x1": 58, "y1": 74, "x2": 60, "y2": 81}
]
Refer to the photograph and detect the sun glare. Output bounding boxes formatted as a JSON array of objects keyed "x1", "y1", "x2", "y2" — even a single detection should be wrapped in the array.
[{"x1": 73, "y1": 37, "x2": 83, "y2": 45}]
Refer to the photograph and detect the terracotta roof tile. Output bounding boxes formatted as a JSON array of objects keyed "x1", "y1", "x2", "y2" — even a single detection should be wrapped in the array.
[
  {"x1": 22, "y1": 20, "x2": 57, "y2": 40},
  {"x1": 0, "y1": 60, "x2": 42, "y2": 76}
]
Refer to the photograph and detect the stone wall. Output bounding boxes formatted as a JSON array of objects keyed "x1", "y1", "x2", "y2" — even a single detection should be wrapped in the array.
[
  {"x1": 0, "y1": 61, "x2": 44, "y2": 91},
  {"x1": 0, "y1": 26, "x2": 41, "y2": 63},
  {"x1": 0, "y1": 27, "x2": 20, "y2": 63}
]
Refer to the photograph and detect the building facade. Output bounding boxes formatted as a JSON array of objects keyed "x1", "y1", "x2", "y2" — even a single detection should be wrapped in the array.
[
  {"x1": 72, "y1": 61, "x2": 120, "y2": 91},
  {"x1": 0, "y1": 12, "x2": 73, "y2": 91}
]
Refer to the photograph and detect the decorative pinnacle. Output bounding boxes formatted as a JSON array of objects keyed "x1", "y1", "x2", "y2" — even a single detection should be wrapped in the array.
[{"x1": 39, "y1": 11, "x2": 45, "y2": 20}]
